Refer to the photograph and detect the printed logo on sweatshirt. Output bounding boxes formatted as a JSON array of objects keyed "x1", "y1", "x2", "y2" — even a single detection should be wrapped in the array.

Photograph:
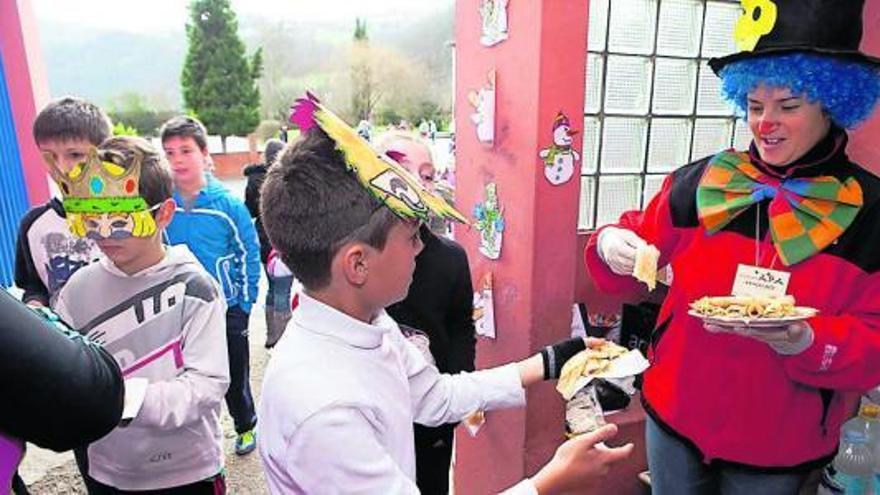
[{"x1": 80, "y1": 272, "x2": 216, "y2": 377}]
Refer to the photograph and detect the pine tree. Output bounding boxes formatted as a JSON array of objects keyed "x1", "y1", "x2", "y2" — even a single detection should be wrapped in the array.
[
  {"x1": 354, "y1": 18, "x2": 368, "y2": 42},
  {"x1": 182, "y1": 0, "x2": 262, "y2": 151}
]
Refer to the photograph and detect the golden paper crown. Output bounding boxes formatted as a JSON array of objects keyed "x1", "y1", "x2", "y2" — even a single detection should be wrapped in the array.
[{"x1": 44, "y1": 146, "x2": 149, "y2": 214}]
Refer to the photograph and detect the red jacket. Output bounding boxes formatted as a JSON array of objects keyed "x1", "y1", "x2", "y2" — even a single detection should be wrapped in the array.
[{"x1": 586, "y1": 130, "x2": 880, "y2": 470}]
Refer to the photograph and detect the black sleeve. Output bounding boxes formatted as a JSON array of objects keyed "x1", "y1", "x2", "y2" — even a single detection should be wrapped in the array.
[
  {"x1": 14, "y1": 207, "x2": 50, "y2": 306},
  {"x1": 445, "y1": 245, "x2": 477, "y2": 374},
  {"x1": 0, "y1": 289, "x2": 124, "y2": 451},
  {"x1": 244, "y1": 172, "x2": 264, "y2": 219}
]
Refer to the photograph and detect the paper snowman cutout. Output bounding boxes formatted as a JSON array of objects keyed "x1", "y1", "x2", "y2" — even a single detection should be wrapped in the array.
[{"x1": 538, "y1": 112, "x2": 580, "y2": 186}]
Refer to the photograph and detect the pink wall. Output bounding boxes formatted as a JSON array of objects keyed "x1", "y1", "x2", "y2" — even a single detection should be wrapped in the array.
[
  {"x1": 1, "y1": 0, "x2": 50, "y2": 205},
  {"x1": 453, "y1": 1, "x2": 588, "y2": 492},
  {"x1": 850, "y1": 0, "x2": 880, "y2": 172}
]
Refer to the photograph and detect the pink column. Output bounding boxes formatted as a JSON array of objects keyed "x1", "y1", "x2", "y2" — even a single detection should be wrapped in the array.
[
  {"x1": 453, "y1": 1, "x2": 589, "y2": 492},
  {"x1": 1, "y1": 0, "x2": 50, "y2": 205},
  {"x1": 849, "y1": 0, "x2": 880, "y2": 173}
]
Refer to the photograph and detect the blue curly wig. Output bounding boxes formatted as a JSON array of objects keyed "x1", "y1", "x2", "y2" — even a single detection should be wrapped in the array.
[{"x1": 719, "y1": 53, "x2": 880, "y2": 129}]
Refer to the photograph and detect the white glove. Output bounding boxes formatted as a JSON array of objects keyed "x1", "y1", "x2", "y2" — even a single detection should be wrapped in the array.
[
  {"x1": 596, "y1": 227, "x2": 647, "y2": 276},
  {"x1": 705, "y1": 321, "x2": 814, "y2": 355}
]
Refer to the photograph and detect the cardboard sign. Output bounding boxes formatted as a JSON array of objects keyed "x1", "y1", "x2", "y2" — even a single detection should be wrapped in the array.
[{"x1": 731, "y1": 264, "x2": 790, "y2": 298}]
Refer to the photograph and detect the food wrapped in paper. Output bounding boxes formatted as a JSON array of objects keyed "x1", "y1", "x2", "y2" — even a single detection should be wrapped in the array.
[
  {"x1": 556, "y1": 341, "x2": 650, "y2": 401},
  {"x1": 565, "y1": 384, "x2": 606, "y2": 437}
]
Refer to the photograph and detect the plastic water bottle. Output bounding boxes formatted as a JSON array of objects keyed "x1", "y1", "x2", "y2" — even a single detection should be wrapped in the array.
[
  {"x1": 835, "y1": 429, "x2": 875, "y2": 494},
  {"x1": 853, "y1": 404, "x2": 880, "y2": 446},
  {"x1": 820, "y1": 405, "x2": 880, "y2": 495},
  {"x1": 874, "y1": 418, "x2": 880, "y2": 495}
]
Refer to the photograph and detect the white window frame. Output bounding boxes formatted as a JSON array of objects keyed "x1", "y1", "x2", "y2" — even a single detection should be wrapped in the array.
[{"x1": 580, "y1": 0, "x2": 753, "y2": 231}]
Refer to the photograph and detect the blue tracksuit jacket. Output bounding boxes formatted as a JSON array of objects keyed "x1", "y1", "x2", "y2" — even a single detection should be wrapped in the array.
[{"x1": 165, "y1": 175, "x2": 260, "y2": 313}]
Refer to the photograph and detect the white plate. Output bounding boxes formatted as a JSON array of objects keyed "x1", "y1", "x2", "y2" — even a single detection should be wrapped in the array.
[{"x1": 688, "y1": 307, "x2": 818, "y2": 329}]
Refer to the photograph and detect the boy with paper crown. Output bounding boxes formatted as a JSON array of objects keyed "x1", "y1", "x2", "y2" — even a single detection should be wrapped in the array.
[
  {"x1": 51, "y1": 136, "x2": 230, "y2": 493},
  {"x1": 257, "y1": 93, "x2": 633, "y2": 494}
]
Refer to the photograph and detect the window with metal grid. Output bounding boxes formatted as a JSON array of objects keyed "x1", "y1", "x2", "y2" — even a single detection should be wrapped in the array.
[{"x1": 579, "y1": 0, "x2": 753, "y2": 230}]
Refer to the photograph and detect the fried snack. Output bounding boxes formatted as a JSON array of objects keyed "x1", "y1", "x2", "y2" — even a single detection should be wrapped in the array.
[
  {"x1": 557, "y1": 341, "x2": 630, "y2": 399},
  {"x1": 689, "y1": 294, "x2": 804, "y2": 319},
  {"x1": 589, "y1": 341, "x2": 628, "y2": 360},
  {"x1": 633, "y1": 244, "x2": 661, "y2": 291}
]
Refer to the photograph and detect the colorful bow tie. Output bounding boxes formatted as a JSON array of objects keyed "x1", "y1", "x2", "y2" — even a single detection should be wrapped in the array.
[{"x1": 696, "y1": 151, "x2": 863, "y2": 266}]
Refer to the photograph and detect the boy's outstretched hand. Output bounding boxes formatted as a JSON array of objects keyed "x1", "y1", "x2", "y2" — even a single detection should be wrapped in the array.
[{"x1": 531, "y1": 424, "x2": 634, "y2": 495}]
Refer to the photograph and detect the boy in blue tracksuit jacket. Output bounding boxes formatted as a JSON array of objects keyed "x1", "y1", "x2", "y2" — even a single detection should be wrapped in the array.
[{"x1": 161, "y1": 116, "x2": 261, "y2": 456}]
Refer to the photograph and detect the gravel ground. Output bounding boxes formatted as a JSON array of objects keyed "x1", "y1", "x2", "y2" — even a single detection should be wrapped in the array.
[{"x1": 21, "y1": 291, "x2": 273, "y2": 495}]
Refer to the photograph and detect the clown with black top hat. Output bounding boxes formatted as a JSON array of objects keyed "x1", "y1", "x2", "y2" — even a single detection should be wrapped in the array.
[{"x1": 586, "y1": 0, "x2": 880, "y2": 492}]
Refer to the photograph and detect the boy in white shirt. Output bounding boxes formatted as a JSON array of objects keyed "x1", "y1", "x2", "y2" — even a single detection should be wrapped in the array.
[{"x1": 257, "y1": 94, "x2": 632, "y2": 494}]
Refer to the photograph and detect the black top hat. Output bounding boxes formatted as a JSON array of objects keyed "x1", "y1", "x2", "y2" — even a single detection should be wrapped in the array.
[{"x1": 709, "y1": 0, "x2": 880, "y2": 75}]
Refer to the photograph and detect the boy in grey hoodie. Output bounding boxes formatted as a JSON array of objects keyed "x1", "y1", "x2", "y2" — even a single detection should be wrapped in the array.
[{"x1": 52, "y1": 136, "x2": 230, "y2": 493}]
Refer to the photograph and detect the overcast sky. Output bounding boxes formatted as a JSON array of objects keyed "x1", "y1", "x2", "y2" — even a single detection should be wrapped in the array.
[{"x1": 32, "y1": 0, "x2": 452, "y2": 33}]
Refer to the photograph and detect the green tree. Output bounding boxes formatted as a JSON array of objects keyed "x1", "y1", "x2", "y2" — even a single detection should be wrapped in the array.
[
  {"x1": 182, "y1": 0, "x2": 262, "y2": 151},
  {"x1": 354, "y1": 18, "x2": 368, "y2": 41},
  {"x1": 112, "y1": 122, "x2": 139, "y2": 137},
  {"x1": 107, "y1": 92, "x2": 176, "y2": 137}
]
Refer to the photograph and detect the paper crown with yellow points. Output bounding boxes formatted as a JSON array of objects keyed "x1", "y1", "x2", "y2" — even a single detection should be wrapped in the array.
[
  {"x1": 289, "y1": 92, "x2": 468, "y2": 225},
  {"x1": 43, "y1": 146, "x2": 158, "y2": 239}
]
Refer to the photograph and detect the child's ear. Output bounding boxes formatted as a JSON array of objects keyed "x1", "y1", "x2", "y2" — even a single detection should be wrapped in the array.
[
  {"x1": 155, "y1": 199, "x2": 176, "y2": 229},
  {"x1": 340, "y1": 244, "x2": 369, "y2": 286}
]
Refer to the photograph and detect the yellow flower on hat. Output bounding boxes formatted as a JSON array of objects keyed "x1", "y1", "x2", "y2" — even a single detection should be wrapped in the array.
[{"x1": 734, "y1": 0, "x2": 778, "y2": 52}]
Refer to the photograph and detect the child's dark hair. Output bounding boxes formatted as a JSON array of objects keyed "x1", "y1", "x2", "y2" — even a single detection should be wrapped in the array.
[
  {"x1": 260, "y1": 129, "x2": 400, "y2": 290},
  {"x1": 32, "y1": 96, "x2": 112, "y2": 146},
  {"x1": 263, "y1": 138, "x2": 285, "y2": 167},
  {"x1": 99, "y1": 136, "x2": 173, "y2": 208},
  {"x1": 159, "y1": 116, "x2": 209, "y2": 151}
]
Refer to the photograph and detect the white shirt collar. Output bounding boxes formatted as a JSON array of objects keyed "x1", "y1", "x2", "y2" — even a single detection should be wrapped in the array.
[{"x1": 297, "y1": 291, "x2": 396, "y2": 349}]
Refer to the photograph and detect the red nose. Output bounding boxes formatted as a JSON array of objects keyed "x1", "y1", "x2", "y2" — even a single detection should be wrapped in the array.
[{"x1": 758, "y1": 121, "x2": 775, "y2": 134}]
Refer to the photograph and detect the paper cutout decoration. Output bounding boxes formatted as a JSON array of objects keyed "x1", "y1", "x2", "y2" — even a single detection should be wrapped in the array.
[
  {"x1": 468, "y1": 70, "x2": 496, "y2": 144},
  {"x1": 480, "y1": 0, "x2": 509, "y2": 47},
  {"x1": 464, "y1": 410, "x2": 486, "y2": 437},
  {"x1": 473, "y1": 183, "x2": 505, "y2": 259},
  {"x1": 43, "y1": 146, "x2": 159, "y2": 240},
  {"x1": 290, "y1": 92, "x2": 467, "y2": 224},
  {"x1": 734, "y1": 0, "x2": 778, "y2": 52},
  {"x1": 538, "y1": 111, "x2": 580, "y2": 186},
  {"x1": 473, "y1": 272, "x2": 496, "y2": 339}
]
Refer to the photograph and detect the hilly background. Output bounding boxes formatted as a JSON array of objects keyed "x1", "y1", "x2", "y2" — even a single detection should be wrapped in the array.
[{"x1": 35, "y1": 3, "x2": 455, "y2": 122}]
